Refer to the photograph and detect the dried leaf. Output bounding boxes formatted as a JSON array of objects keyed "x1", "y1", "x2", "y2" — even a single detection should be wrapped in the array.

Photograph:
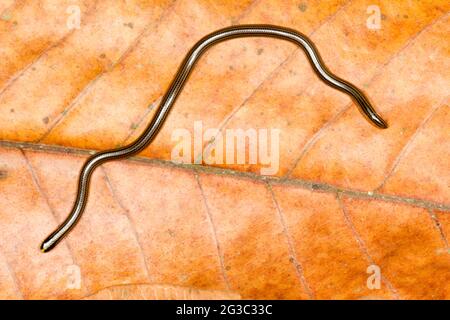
[{"x1": 0, "y1": 0, "x2": 449, "y2": 299}]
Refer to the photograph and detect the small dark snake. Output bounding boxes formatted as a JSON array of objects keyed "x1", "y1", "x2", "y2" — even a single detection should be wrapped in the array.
[{"x1": 40, "y1": 25, "x2": 388, "y2": 252}]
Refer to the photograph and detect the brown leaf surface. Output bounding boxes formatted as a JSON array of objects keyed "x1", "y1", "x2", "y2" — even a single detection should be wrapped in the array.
[{"x1": 0, "y1": 0, "x2": 449, "y2": 299}]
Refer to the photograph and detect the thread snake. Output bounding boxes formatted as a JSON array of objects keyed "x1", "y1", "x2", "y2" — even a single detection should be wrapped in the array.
[{"x1": 40, "y1": 25, "x2": 388, "y2": 252}]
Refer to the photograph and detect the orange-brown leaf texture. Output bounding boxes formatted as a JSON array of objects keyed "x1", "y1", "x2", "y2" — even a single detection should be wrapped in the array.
[{"x1": 0, "y1": 0, "x2": 449, "y2": 299}]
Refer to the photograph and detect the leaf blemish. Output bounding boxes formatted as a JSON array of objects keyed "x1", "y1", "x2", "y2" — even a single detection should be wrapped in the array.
[
  {"x1": 0, "y1": 170, "x2": 7, "y2": 180},
  {"x1": 0, "y1": 12, "x2": 11, "y2": 21},
  {"x1": 298, "y1": 3, "x2": 308, "y2": 12},
  {"x1": 124, "y1": 22, "x2": 134, "y2": 29}
]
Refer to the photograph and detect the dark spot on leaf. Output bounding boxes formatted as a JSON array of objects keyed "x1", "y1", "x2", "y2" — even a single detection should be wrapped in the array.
[
  {"x1": 311, "y1": 184, "x2": 320, "y2": 190},
  {"x1": 381, "y1": 14, "x2": 387, "y2": 20},
  {"x1": 289, "y1": 257, "x2": 295, "y2": 263},
  {"x1": 130, "y1": 123, "x2": 138, "y2": 130},
  {"x1": 298, "y1": 3, "x2": 307, "y2": 12},
  {"x1": 42, "y1": 116, "x2": 49, "y2": 124},
  {"x1": 167, "y1": 229, "x2": 175, "y2": 237},
  {"x1": 225, "y1": 265, "x2": 231, "y2": 271},
  {"x1": 0, "y1": 170, "x2": 7, "y2": 179},
  {"x1": 257, "y1": 48, "x2": 264, "y2": 55},
  {"x1": 10, "y1": 108, "x2": 14, "y2": 113},
  {"x1": 124, "y1": 22, "x2": 134, "y2": 29},
  {"x1": 100, "y1": 53, "x2": 106, "y2": 59},
  {"x1": 403, "y1": 14, "x2": 408, "y2": 19}
]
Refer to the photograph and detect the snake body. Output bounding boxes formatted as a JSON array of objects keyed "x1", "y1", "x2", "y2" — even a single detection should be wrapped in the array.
[{"x1": 40, "y1": 25, "x2": 388, "y2": 252}]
